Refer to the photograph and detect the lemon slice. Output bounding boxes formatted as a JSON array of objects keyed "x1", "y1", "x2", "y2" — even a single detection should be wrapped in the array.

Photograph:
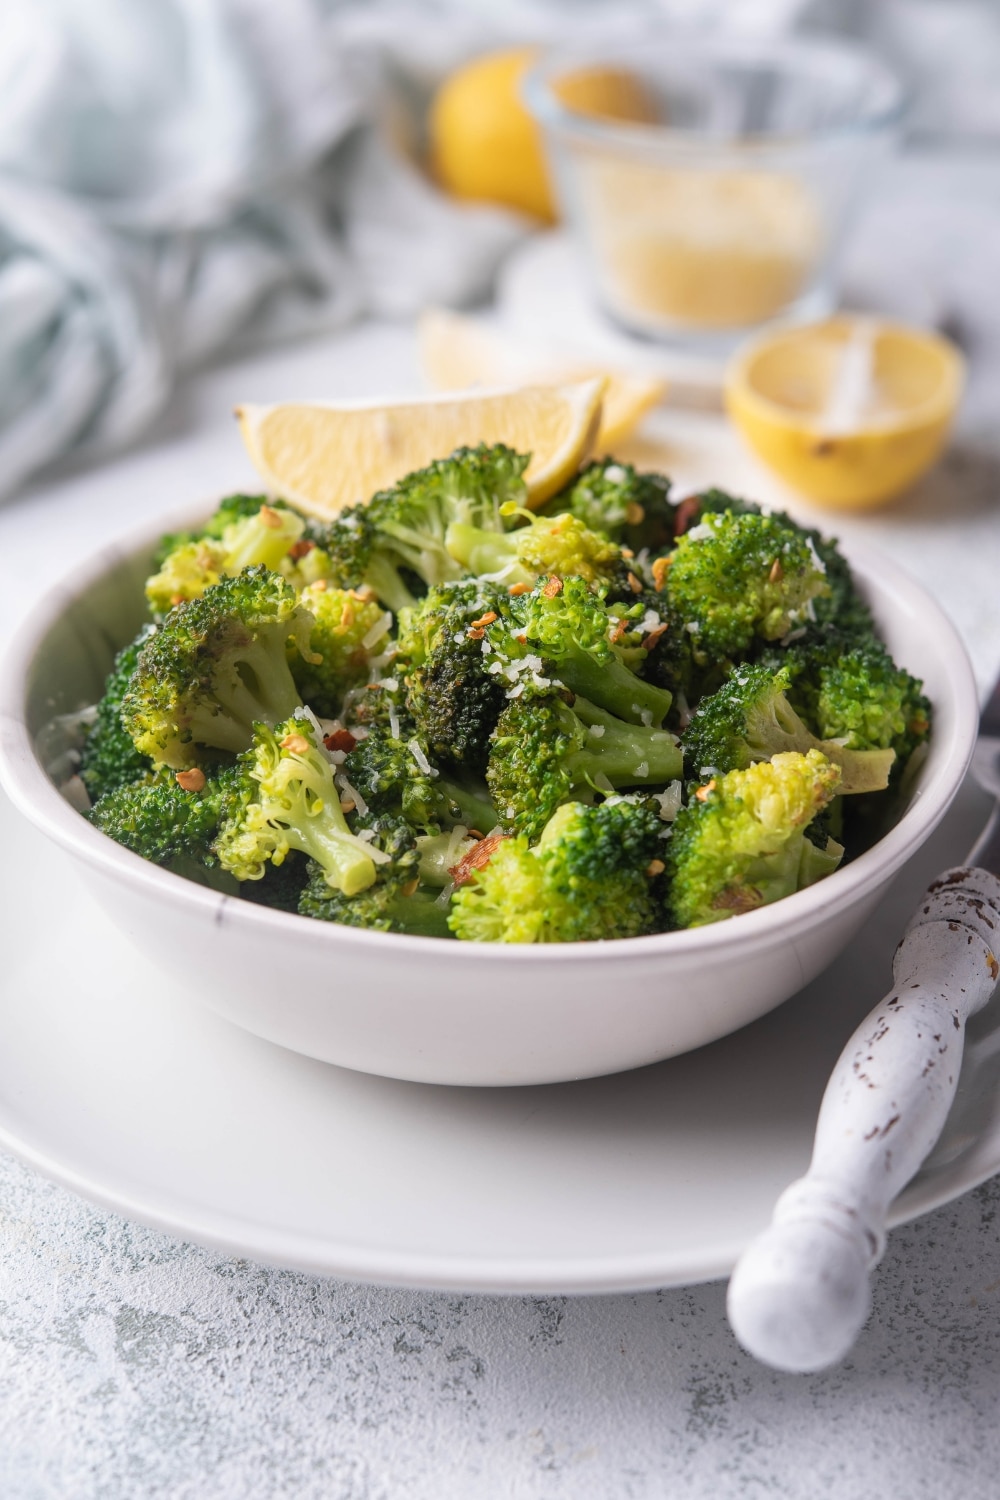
[
  {"x1": 236, "y1": 380, "x2": 605, "y2": 519},
  {"x1": 725, "y1": 317, "x2": 964, "y2": 510},
  {"x1": 418, "y1": 307, "x2": 665, "y2": 450}
]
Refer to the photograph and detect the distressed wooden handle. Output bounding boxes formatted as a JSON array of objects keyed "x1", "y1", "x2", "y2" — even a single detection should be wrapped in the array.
[{"x1": 727, "y1": 866, "x2": 1000, "y2": 1373}]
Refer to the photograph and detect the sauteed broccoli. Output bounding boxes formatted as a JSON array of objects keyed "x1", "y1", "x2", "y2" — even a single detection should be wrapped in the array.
[{"x1": 68, "y1": 446, "x2": 931, "y2": 940}]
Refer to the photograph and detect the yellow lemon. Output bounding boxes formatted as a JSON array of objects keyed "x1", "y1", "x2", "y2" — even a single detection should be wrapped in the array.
[
  {"x1": 428, "y1": 48, "x2": 656, "y2": 223},
  {"x1": 725, "y1": 318, "x2": 964, "y2": 510},
  {"x1": 236, "y1": 380, "x2": 606, "y2": 519},
  {"x1": 418, "y1": 306, "x2": 665, "y2": 449}
]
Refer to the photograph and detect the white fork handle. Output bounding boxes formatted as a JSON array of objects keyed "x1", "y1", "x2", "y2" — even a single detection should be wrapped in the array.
[{"x1": 727, "y1": 865, "x2": 1000, "y2": 1373}]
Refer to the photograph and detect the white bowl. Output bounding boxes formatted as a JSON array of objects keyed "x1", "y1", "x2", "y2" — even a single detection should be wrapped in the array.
[{"x1": 0, "y1": 506, "x2": 978, "y2": 1086}]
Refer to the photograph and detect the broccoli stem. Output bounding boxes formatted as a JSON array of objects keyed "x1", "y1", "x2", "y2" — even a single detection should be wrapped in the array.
[
  {"x1": 438, "y1": 777, "x2": 498, "y2": 832},
  {"x1": 566, "y1": 699, "x2": 683, "y2": 787},
  {"x1": 444, "y1": 522, "x2": 527, "y2": 582},
  {"x1": 554, "y1": 642, "x2": 672, "y2": 728},
  {"x1": 287, "y1": 818, "x2": 376, "y2": 897},
  {"x1": 191, "y1": 635, "x2": 303, "y2": 749},
  {"x1": 363, "y1": 555, "x2": 423, "y2": 615}
]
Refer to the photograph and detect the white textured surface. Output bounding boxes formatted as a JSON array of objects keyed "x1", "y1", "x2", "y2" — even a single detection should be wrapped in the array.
[
  {"x1": 3, "y1": 170, "x2": 1000, "y2": 1490},
  {"x1": 2, "y1": 1153, "x2": 1000, "y2": 1498}
]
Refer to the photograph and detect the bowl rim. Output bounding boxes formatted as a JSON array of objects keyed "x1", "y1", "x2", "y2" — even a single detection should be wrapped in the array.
[
  {"x1": 523, "y1": 33, "x2": 907, "y2": 152},
  {"x1": 0, "y1": 498, "x2": 979, "y2": 966},
  {"x1": 724, "y1": 316, "x2": 967, "y2": 437}
]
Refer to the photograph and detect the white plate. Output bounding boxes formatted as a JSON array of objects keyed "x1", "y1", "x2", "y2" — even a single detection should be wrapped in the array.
[{"x1": 5, "y1": 779, "x2": 1000, "y2": 1294}]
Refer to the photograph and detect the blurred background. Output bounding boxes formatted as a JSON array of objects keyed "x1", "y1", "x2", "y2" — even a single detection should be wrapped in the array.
[{"x1": 2, "y1": 0, "x2": 999, "y2": 503}]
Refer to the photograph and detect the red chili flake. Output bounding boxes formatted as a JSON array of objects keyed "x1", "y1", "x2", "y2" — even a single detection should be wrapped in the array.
[
  {"x1": 641, "y1": 623, "x2": 669, "y2": 652},
  {"x1": 673, "y1": 496, "x2": 702, "y2": 536},
  {"x1": 627, "y1": 571, "x2": 643, "y2": 594},
  {"x1": 651, "y1": 556, "x2": 672, "y2": 593},
  {"x1": 288, "y1": 539, "x2": 314, "y2": 561},
  {"x1": 324, "y1": 729, "x2": 357, "y2": 754},
  {"x1": 449, "y1": 830, "x2": 510, "y2": 887},
  {"x1": 541, "y1": 576, "x2": 563, "y2": 598}
]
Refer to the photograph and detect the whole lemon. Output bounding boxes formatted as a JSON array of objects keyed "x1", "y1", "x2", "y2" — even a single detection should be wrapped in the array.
[
  {"x1": 429, "y1": 48, "x2": 657, "y2": 224},
  {"x1": 429, "y1": 48, "x2": 556, "y2": 222}
]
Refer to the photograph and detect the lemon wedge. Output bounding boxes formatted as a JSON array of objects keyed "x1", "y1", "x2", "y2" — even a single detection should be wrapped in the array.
[
  {"x1": 418, "y1": 307, "x2": 665, "y2": 450},
  {"x1": 725, "y1": 317, "x2": 964, "y2": 510},
  {"x1": 236, "y1": 380, "x2": 605, "y2": 519}
]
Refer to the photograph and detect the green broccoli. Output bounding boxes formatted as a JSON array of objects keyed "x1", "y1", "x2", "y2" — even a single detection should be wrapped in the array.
[
  {"x1": 121, "y1": 568, "x2": 313, "y2": 769},
  {"x1": 88, "y1": 762, "x2": 246, "y2": 889},
  {"x1": 342, "y1": 712, "x2": 498, "y2": 835},
  {"x1": 396, "y1": 579, "x2": 511, "y2": 771},
  {"x1": 444, "y1": 506, "x2": 622, "y2": 588},
  {"x1": 785, "y1": 635, "x2": 931, "y2": 764},
  {"x1": 146, "y1": 499, "x2": 305, "y2": 614},
  {"x1": 666, "y1": 750, "x2": 844, "y2": 928},
  {"x1": 291, "y1": 582, "x2": 391, "y2": 716},
  {"x1": 658, "y1": 510, "x2": 830, "y2": 663},
  {"x1": 298, "y1": 816, "x2": 453, "y2": 936},
  {"x1": 214, "y1": 714, "x2": 380, "y2": 895},
  {"x1": 681, "y1": 663, "x2": 896, "y2": 794},
  {"x1": 484, "y1": 576, "x2": 673, "y2": 729},
  {"x1": 449, "y1": 798, "x2": 666, "y2": 943},
  {"x1": 315, "y1": 445, "x2": 527, "y2": 613},
  {"x1": 487, "y1": 690, "x2": 683, "y2": 841},
  {"x1": 80, "y1": 627, "x2": 156, "y2": 800},
  {"x1": 549, "y1": 458, "x2": 675, "y2": 554}
]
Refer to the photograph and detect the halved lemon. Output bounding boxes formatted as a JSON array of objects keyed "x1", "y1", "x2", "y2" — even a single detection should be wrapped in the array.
[
  {"x1": 418, "y1": 307, "x2": 665, "y2": 450},
  {"x1": 725, "y1": 318, "x2": 964, "y2": 510},
  {"x1": 236, "y1": 379, "x2": 605, "y2": 519}
]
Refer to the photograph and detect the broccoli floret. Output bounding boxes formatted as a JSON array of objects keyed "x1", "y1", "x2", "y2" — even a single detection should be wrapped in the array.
[
  {"x1": 79, "y1": 627, "x2": 156, "y2": 800},
  {"x1": 682, "y1": 663, "x2": 896, "y2": 794},
  {"x1": 789, "y1": 636, "x2": 931, "y2": 764},
  {"x1": 298, "y1": 816, "x2": 453, "y2": 937},
  {"x1": 238, "y1": 854, "x2": 310, "y2": 913},
  {"x1": 316, "y1": 445, "x2": 527, "y2": 612},
  {"x1": 342, "y1": 713, "x2": 497, "y2": 835},
  {"x1": 547, "y1": 459, "x2": 675, "y2": 554},
  {"x1": 666, "y1": 750, "x2": 844, "y2": 928},
  {"x1": 449, "y1": 798, "x2": 665, "y2": 943},
  {"x1": 291, "y1": 583, "x2": 391, "y2": 716},
  {"x1": 214, "y1": 715, "x2": 379, "y2": 896},
  {"x1": 658, "y1": 510, "x2": 830, "y2": 663},
  {"x1": 487, "y1": 691, "x2": 683, "y2": 841},
  {"x1": 484, "y1": 576, "x2": 673, "y2": 728},
  {"x1": 396, "y1": 579, "x2": 511, "y2": 771},
  {"x1": 669, "y1": 490, "x2": 873, "y2": 641},
  {"x1": 445, "y1": 507, "x2": 622, "y2": 588},
  {"x1": 146, "y1": 500, "x2": 305, "y2": 614},
  {"x1": 121, "y1": 568, "x2": 313, "y2": 769},
  {"x1": 89, "y1": 763, "x2": 246, "y2": 873},
  {"x1": 150, "y1": 494, "x2": 270, "y2": 569}
]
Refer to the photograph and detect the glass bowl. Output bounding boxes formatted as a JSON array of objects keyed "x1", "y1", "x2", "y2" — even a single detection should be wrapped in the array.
[{"x1": 524, "y1": 36, "x2": 904, "y2": 346}]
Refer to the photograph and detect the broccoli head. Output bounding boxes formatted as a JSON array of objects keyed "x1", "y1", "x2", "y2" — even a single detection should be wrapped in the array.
[
  {"x1": 484, "y1": 576, "x2": 673, "y2": 728},
  {"x1": 88, "y1": 762, "x2": 246, "y2": 879},
  {"x1": 449, "y1": 798, "x2": 666, "y2": 943},
  {"x1": 315, "y1": 445, "x2": 527, "y2": 612},
  {"x1": 214, "y1": 714, "x2": 380, "y2": 895},
  {"x1": 787, "y1": 635, "x2": 931, "y2": 764},
  {"x1": 291, "y1": 583, "x2": 391, "y2": 717},
  {"x1": 146, "y1": 500, "x2": 305, "y2": 614},
  {"x1": 396, "y1": 579, "x2": 511, "y2": 771},
  {"x1": 80, "y1": 626, "x2": 156, "y2": 800},
  {"x1": 658, "y1": 510, "x2": 830, "y2": 662},
  {"x1": 682, "y1": 663, "x2": 896, "y2": 794},
  {"x1": 487, "y1": 690, "x2": 683, "y2": 841},
  {"x1": 549, "y1": 459, "x2": 675, "y2": 554},
  {"x1": 121, "y1": 568, "x2": 313, "y2": 769},
  {"x1": 342, "y1": 710, "x2": 497, "y2": 835},
  {"x1": 298, "y1": 815, "x2": 452, "y2": 937},
  {"x1": 666, "y1": 750, "x2": 844, "y2": 928},
  {"x1": 445, "y1": 506, "x2": 622, "y2": 588}
]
